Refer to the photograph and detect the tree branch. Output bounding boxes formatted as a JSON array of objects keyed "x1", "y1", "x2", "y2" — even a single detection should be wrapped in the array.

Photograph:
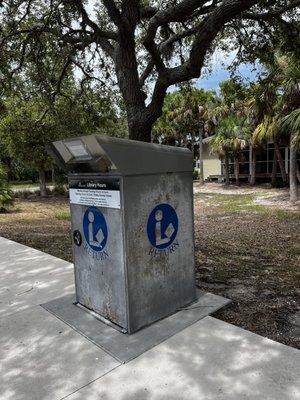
[
  {"x1": 121, "y1": 0, "x2": 140, "y2": 26},
  {"x1": 51, "y1": 55, "x2": 73, "y2": 102},
  {"x1": 167, "y1": 0, "x2": 259, "y2": 85},
  {"x1": 16, "y1": 0, "x2": 33, "y2": 26},
  {"x1": 159, "y1": 25, "x2": 199, "y2": 51},
  {"x1": 70, "y1": 0, "x2": 118, "y2": 40},
  {"x1": 142, "y1": 0, "x2": 218, "y2": 73},
  {"x1": 243, "y1": 0, "x2": 300, "y2": 21},
  {"x1": 139, "y1": 59, "x2": 155, "y2": 87},
  {"x1": 102, "y1": 0, "x2": 129, "y2": 30},
  {"x1": 66, "y1": 0, "x2": 117, "y2": 57},
  {"x1": 140, "y1": 6, "x2": 157, "y2": 19},
  {"x1": 144, "y1": 0, "x2": 207, "y2": 47},
  {"x1": 145, "y1": 78, "x2": 168, "y2": 124}
]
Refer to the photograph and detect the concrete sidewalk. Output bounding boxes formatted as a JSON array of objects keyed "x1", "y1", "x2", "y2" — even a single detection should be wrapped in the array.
[{"x1": 0, "y1": 237, "x2": 299, "y2": 400}]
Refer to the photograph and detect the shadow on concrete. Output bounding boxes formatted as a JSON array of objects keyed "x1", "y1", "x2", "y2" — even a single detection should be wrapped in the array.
[
  {"x1": 65, "y1": 317, "x2": 300, "y2": 400},
  {"x1": 0, "y1": 237, "x2": 74, "y2": 318},
  {"x1": 0, "y1": 238, "x2": 120, "y2": 400},
  {"x1": 0, "y1": 305, "x2": 119, "y2": 400},
  {"x1": 0, "y1": 237, "x2": 299, "y2": 400}
]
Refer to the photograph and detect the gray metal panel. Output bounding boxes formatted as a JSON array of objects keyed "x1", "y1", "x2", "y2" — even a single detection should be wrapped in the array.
[
  {"x1": 123, "y1": 172, "x2": 196, "y2": 333},
  {"x1": 70, "y1": 176, "x2": 128, "y2": 330},
  {"x1": 42, "y1": 290, "x2": 231, "y2": 363},
  {"x1": 51, "y1": 135, "x2": 192, "y2": 175},
  {"x1": 95, "y1": 135, "x2": 192, "y2": 174}
]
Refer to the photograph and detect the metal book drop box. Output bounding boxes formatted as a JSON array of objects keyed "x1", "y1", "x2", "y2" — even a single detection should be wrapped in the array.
[{"x1": 49, "y1": 134, "x2": 196, "y2": 333}]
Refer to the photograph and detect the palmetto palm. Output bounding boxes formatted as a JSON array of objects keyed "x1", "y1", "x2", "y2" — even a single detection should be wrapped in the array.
[
  {"x1": 249, "y1": 54, "x2": 299, "y2": 200},
  {"x1": 210, "y1": 114, "x2": 249, "y2": 185},
  {"x1": 248, "y1": 65, "x2": 288, "y2": 184},
  {"x1": 278, "y1": 55, "x2": 300, "y2": 201},
  {"x1": 281, "y1": 107, "x2": 300, "y2": 202},
  {"x1": 278, "y1": 56, "x2": 300, "y2": 148},
  {"x1": 281, "y1": 108, "x2": 300, "y2": 150}
]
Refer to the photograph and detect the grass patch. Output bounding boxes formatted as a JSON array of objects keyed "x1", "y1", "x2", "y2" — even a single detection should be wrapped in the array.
[
  {"x1": 55, "y1": 210, "x2": 70, "y2": 221},
  {"x1": 10, "y1": 181, "x2": 46, "y2": 189},
  {"x1": 274, "y1": 209, "x2": 300, "y2": 221},
  {"x1": 199, "y1": 192, "x2": 299, "y2": 220},
  {"x1": 11, "y1": 181, "x2": 55, "y2": 193},
  {"x1": 200, "y1": 192, "x2": 267, "y2": 214}
]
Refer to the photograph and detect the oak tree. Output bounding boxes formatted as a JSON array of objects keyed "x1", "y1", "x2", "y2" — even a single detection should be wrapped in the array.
[{"x1": 1, "y1": 0, "x2": 299, "y2": 142}]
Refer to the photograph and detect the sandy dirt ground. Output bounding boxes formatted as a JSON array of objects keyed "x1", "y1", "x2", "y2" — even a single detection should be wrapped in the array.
[{"x1": 0, "y1": 183, "x2": 299, "y2": 348}]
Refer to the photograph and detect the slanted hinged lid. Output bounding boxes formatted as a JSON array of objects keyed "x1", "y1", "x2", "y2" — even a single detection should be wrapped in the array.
[{"x1": 49, "y1": 134, "x2": 192, "y2": 175}]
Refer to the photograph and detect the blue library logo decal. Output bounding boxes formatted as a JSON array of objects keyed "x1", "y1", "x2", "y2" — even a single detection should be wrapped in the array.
[
  {"x1": 147, "y1": 204, "x2": 179, "y2": 257},
  {"x1": 83, "y1": 207, "x2": 109, "y2": 260}
]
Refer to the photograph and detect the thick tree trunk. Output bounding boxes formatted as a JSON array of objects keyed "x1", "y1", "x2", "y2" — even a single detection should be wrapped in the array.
[
  {"x1": 224, "y1": 153, "x2": 230, "y2": 186},
  {"x1": 199, "y1": 130, "x2": 204, "y2": 185},
  {"x1": 234, "y1": 155, "x2": 240, "y2": 186},
  {"x1": 38, "y1": 169, "x2": 47, "y2": 197},
  {"x1": 5, "y1": 157, "x2": 14, "y2": 181},
  {"x1": 51, "y1": 165, "x2": 55, "y2": 183},
  {"x1": 274, "y1": 142, "x2": 287, "y2": 184},
  {"x1": 271, "y1": 151, "x2": 277, "y2": 186},
  {"x1": 250, "y1": 150, "x2": 256, "y2": 185},
  {"x1": 128, "y1": 119, "x2": 152, "y2": 142},
  {"x1": 111, "y1": 0, "x2": 268, "y2": 146},
  {"x1": 290, "y1": 136, "x2": 298, "y2": 202},
  {"x1": 111, "y1": 2, "x2": 263, "y2": 145},
  {"x1": 114, "y1": 34, "x2": 155, "y2": 143}
]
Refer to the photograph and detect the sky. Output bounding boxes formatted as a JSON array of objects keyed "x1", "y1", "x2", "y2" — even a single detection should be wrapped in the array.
[
  {"x1": 196, "y1": 50, "x2": 260, "y2": 91},
  {"x1": 197, "y1": 63, "x2": 258, "y2": 91}
]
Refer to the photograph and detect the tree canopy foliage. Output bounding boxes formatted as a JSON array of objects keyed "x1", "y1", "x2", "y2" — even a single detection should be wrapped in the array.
[
  {"x1": 0, "y1": 76, "x2": 127, "y2": 193},
  {"x1": 153, "y1": 85, "x2": 217, "y2": 146},
  {"x1": 0, "y1": 0, "x2": 299, "y2": 141}
]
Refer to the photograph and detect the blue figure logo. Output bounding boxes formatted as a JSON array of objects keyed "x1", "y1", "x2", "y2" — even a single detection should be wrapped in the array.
[
  {"x1": 83, "y1": 207, "x2": 108, "y2": 252},
  {"x1": 147, "y1": 204, "x2": 178, "y2": 249}
]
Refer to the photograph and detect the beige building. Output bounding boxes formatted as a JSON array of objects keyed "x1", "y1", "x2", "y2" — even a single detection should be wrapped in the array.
[
  {"x1": 195, "y1": 140, "x2": 291, "y2": 182},
  {"x1": 194, "y1": 142, "x2": 222, "y2": 180}
]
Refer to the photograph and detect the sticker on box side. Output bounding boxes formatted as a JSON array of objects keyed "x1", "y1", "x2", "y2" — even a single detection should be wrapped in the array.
[{"x1": 69, "y1": 179, "x2": 121, "y2": 209}]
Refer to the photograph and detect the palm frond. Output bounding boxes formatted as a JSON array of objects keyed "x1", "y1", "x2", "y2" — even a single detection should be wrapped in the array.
[
  {"x1": 281, "y1": 108, "x2": 300, "y2": 132},
  {"x1": 252, "y1": 115, "x2": 281, "y2": 144},
  {"x1": 280, "y1": 108, "x2": 300, "y2": 149}
]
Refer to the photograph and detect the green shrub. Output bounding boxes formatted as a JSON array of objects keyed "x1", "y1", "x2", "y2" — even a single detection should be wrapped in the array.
[
  {"x1": 0, "y1": 167, "x2": 14, "y2": 212},
  {"x1": 55, "y1": 210, "x2": 70, "y2": 221},
  {"x1": 272, "y1": 180, "x2": 287, "y2": 188},
  {"x1": 193, "y1": 168, "x2": 199, "y2": 180},
  {"x1": 52, "y1": 184, "x2": 68, "y2": 196}
]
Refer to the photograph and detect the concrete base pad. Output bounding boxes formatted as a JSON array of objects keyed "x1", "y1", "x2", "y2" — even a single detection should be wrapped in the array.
[{"x1": 42, "y1": 290, "x2": 230, "y2": 363}]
